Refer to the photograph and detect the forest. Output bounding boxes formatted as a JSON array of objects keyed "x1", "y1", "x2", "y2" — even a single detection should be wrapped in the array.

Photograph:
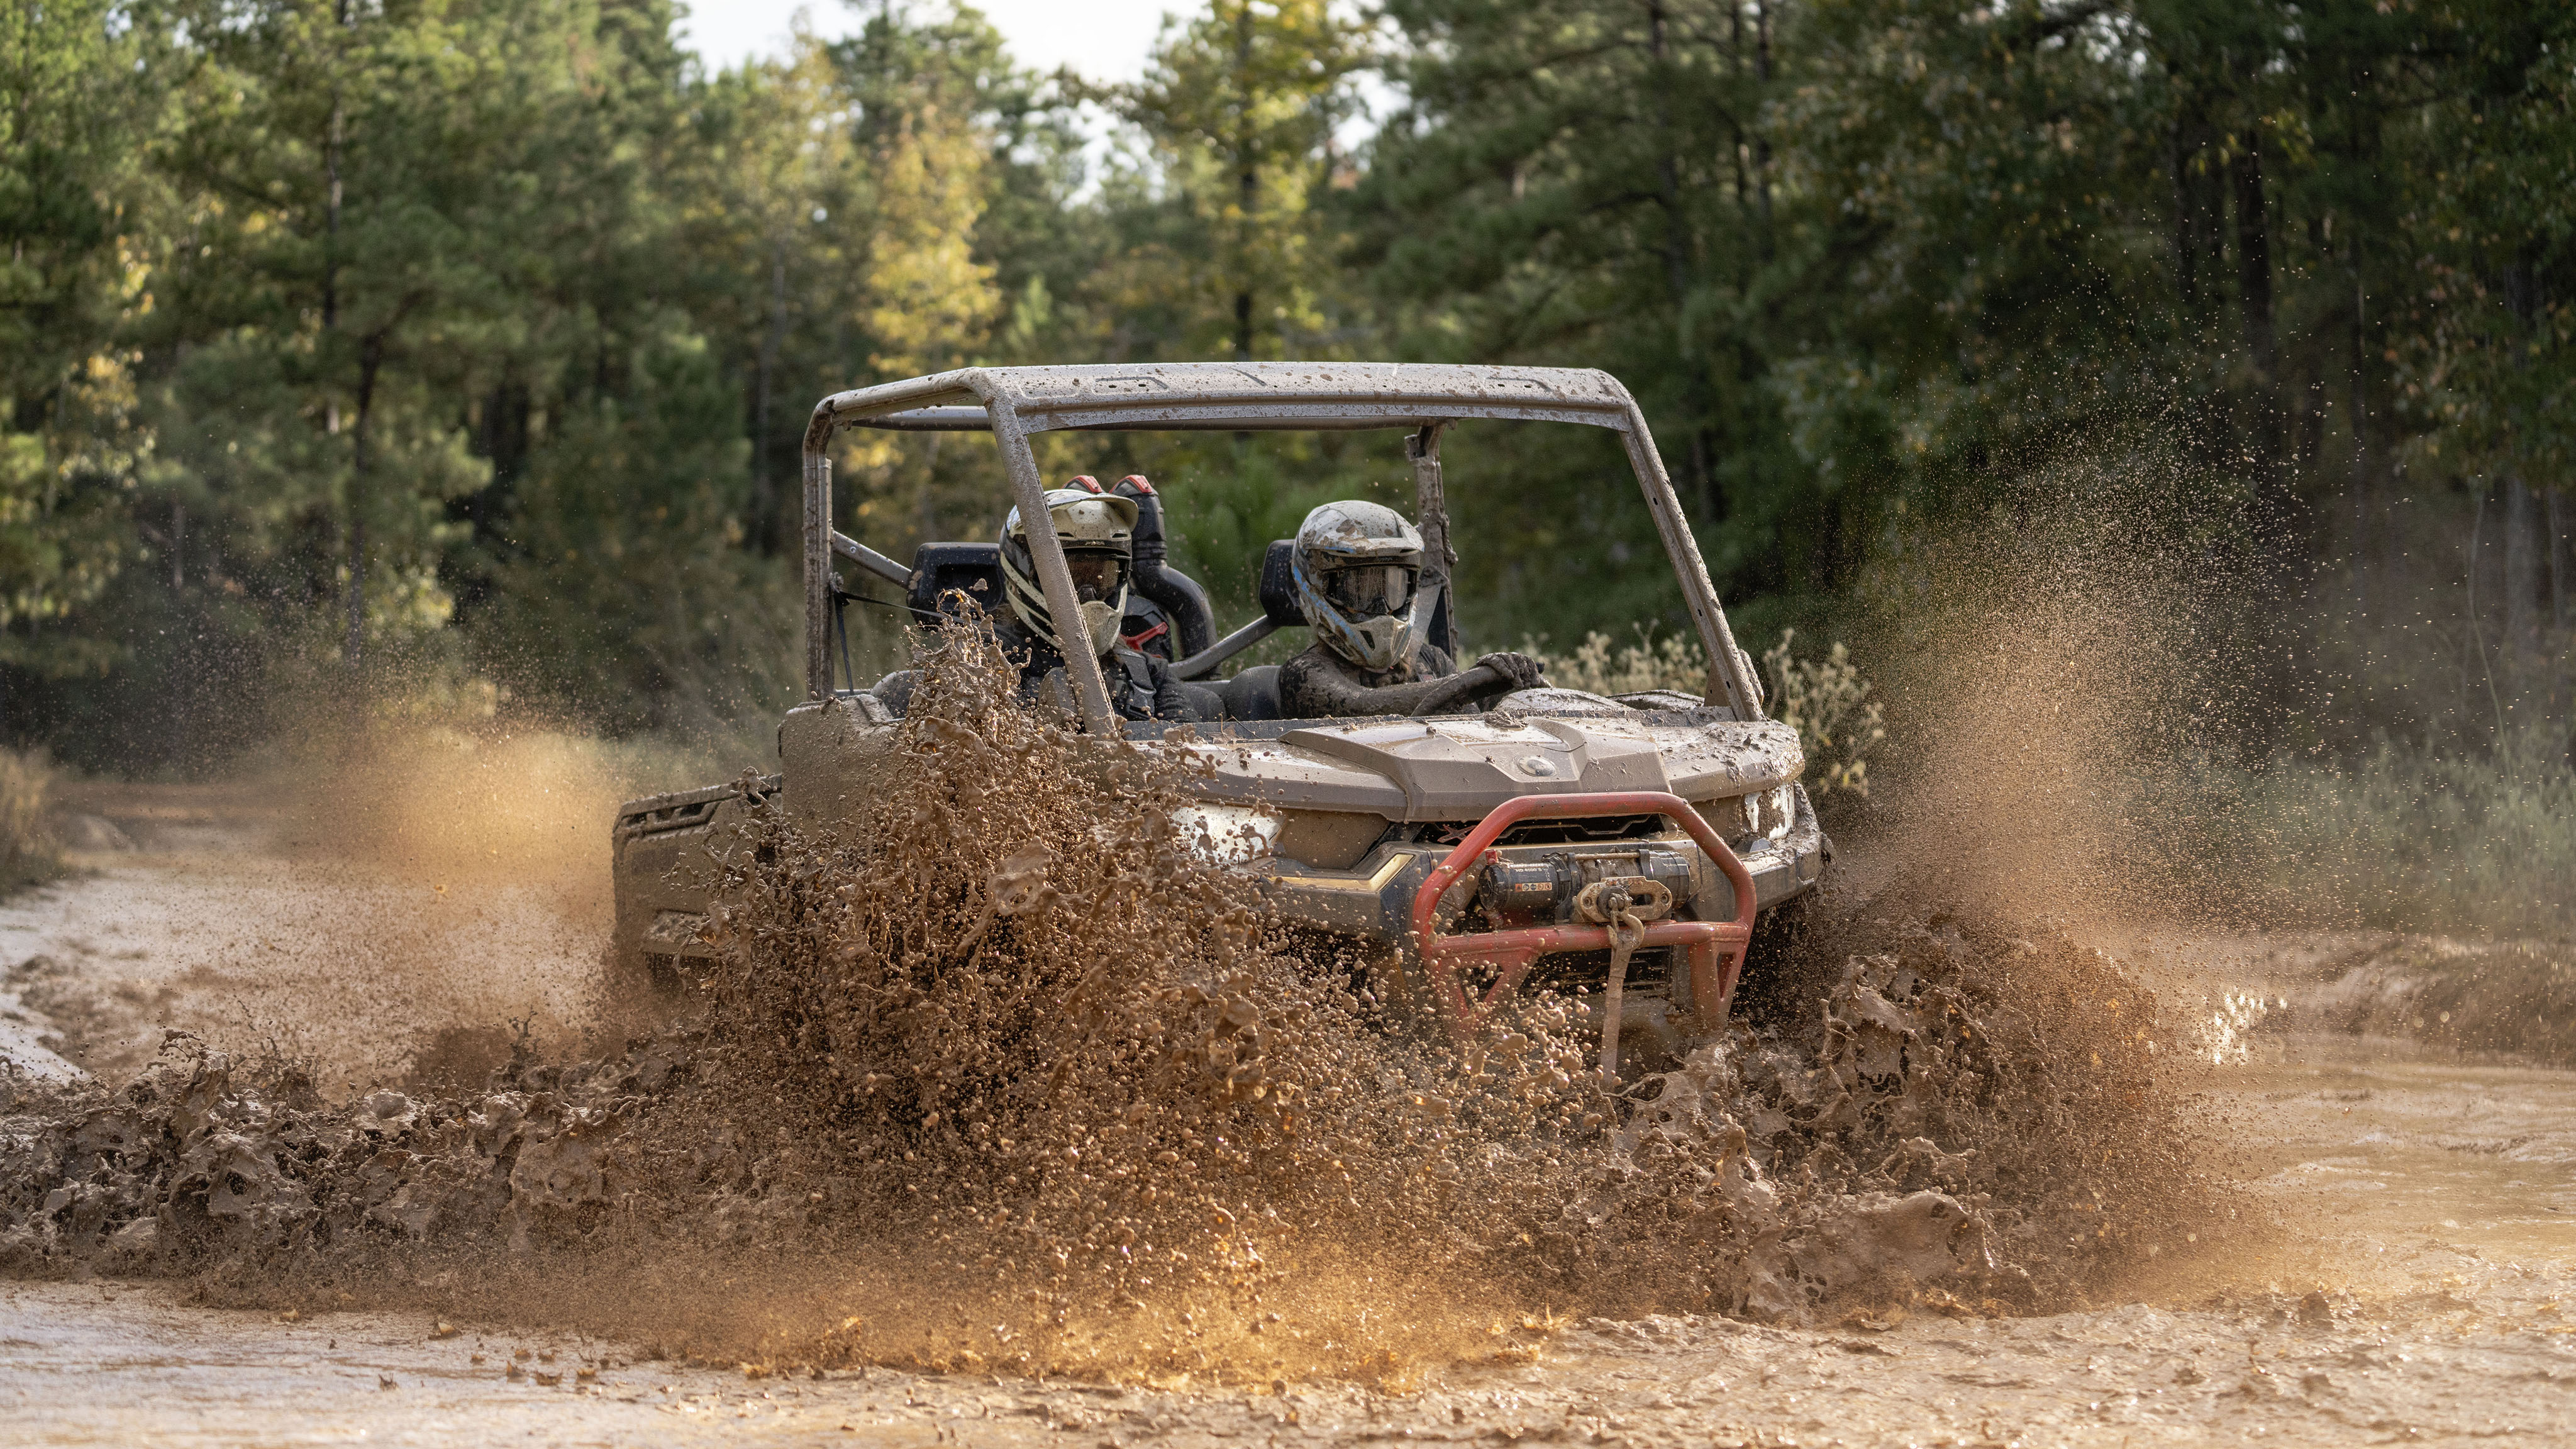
[{"x1": 3, "y1": 0, "x2": 2570, "y2": 907}]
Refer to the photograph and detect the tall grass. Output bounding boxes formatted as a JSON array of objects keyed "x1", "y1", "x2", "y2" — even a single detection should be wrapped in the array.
[
  {"x1": 2233, "y1": 726, "x2": 2576, "y2": 938},
  {"x1": 1526, "y1": 625, "x2": 1885, "y2": 797},
  {"x1": 0, "y1": 749, "x2": 62, "y2": 892}
]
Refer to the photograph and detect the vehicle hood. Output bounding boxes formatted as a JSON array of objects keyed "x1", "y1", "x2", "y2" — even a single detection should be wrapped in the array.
[{"x1": 1174, "y1": 706, "x2": 1804, "y2": 819}]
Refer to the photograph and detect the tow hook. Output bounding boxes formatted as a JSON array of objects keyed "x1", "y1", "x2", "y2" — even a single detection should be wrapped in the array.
[{"x1": 1580, "y1": 878, "x2": 1672, "y2": 1087}]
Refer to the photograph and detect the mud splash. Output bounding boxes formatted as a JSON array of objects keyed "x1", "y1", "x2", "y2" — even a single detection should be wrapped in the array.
[{"x1": 0, "y1": 631, "x2": 2225, "y2": 1379}]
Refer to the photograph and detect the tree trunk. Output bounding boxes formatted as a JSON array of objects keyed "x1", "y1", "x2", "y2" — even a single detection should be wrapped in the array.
[
  {"x1": 1753, "y1": 1, "x2": 1774, "y2": 243},
  {"x1": 2348, "y1": 267, "x2": 2368, "y2": 620},
  {"x1": 2504, "y1": 476, "x2": 2540, "y2": 668},
  {"x1": 469, "y1": 380, "x2": 529, "y2": 555},
  {"x1": 2170, "y1": 123, "x2": 2196, "y2": 314},
  {"x1": 1646, "y1": 0, "x2": 1713, "y2": 513},
  {"x1": 2549, "y1": 486, "x2": 2568, "y2": 633},
  {"x1": 2232, "y1": 133, "x2": 2275, "y2": 389},
  {"x1": 2232, "y1": 128, "x2": 2294, "y2": 552},
  {"x1": 754, "y1": 233, "x2": 791, "y2": 553},
  {"x1": 2465, "y1": 482, "x2": 2499, "y2": 743},
  {"x1": 1233, "y1": 0, "x2": 1256, "y2": 362},
  {"x1": 345, "y1": 336, "x2": 382, "y2": 672}
]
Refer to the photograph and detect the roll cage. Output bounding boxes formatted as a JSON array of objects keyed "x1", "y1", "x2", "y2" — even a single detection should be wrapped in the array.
[{"x1": 800, "y1": 362, "x2": 1763, "y2": 735}]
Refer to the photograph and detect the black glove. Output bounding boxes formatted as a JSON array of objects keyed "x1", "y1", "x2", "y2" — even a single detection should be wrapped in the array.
[{"x1": 1472, "y1": 652, "x2": 1548, "y2": 692}]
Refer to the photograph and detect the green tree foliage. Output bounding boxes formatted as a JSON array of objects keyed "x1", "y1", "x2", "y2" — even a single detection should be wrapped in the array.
[
  {"x1": 0, "y1": 0, "x2": 2564, "y2": 770},
  {"x1": 0, "y1": 0, "x2": 147, "y2": 676},
  {"x1": 1040, "y1": 1, "x2": 1388, "y2": 625},
  {"x1": 1362, "y1": 0, "x2": 2573, "y2": 745},
  {"x1": 1087, "y1": 0, "x2": 1374, "y2": 363},
  {"x1": 2392, "y1": 0, "x2": 2576, "y2": 485}
]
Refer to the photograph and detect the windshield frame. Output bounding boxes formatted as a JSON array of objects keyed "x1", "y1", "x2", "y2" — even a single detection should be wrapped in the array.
[{"x1": 799, "y1": 363, "x2": 1760, "y2": 735}]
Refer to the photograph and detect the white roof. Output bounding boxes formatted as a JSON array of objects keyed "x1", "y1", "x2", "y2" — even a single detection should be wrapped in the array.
[{"x1": 804, "y1": 362, "x2": 1641, "y2": 441}]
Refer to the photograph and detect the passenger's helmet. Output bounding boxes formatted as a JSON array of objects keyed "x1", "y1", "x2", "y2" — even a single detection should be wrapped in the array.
[
  {"x1": 1000, "y1": 488, "x2": 1137, "y2": 657},
  {"x1": 1292, "y1": 501, "x2": 1424, "y2": 671}
]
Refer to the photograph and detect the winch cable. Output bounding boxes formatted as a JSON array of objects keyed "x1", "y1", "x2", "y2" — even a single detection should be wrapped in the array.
[{"x1": 1597, "y1": 891, "x2": 1648, "y2": 1091}]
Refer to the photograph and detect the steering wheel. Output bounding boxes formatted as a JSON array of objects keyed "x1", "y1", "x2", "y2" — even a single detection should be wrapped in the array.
[{"x1": 1409, "y1": 662, "x2": 1514, "y2": 717}]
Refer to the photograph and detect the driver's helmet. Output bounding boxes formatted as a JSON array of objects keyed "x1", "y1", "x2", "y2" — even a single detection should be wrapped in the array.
[
  {"x1": 1000, "y1": 488, "x2": 1138, "y2": 657},
  {"x1": 1292, "y1": 501, "x2": 1424, "y2": 671}
]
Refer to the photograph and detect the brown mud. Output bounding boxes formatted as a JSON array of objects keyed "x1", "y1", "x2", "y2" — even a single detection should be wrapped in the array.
[
  {"x1": 0, "y1": 636, "x2": 2215, "y2": 1374},
  {"x1": 0, "y1": 633, "x2": 2569, "y2": 1441},
  {"x1": 1, "y1": 1043, "x2": 2568, "y2": 1444}
]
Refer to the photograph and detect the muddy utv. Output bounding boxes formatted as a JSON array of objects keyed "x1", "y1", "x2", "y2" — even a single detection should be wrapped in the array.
[{"x1": 613, "y1": 363, "x2": 1826, "y2": 1064}]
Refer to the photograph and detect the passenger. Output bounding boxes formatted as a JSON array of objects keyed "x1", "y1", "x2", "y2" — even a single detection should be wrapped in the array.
[
  {"x1": 993, "y1": 488, "x2": 1204, "y2": 723},
  {"x1": 1275, "y1": 501, "x2": 1545, "y2": 718}
]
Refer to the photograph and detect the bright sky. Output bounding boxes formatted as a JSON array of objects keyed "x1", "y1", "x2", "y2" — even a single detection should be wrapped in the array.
[{"x1": 677, "y1": 0, "x2": 1180, "y2": 83}]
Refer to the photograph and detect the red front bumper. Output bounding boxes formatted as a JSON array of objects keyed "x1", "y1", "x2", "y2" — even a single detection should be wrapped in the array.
[{"x1": 1405, "y1": 791, "x2": 1757, "y2": 1043}]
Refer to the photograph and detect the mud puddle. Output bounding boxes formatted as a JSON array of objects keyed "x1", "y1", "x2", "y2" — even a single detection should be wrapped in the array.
[
  {"x1": 2226, "y1": 1040, "x2": 2576, "y2": 1263},
  {"x1": 3, "y1": 837, "x2": 2572, "y2": 1443},
  {"x1": 0, "y1": 779, "x2": 605, "y2": 1087},
  {"x1": 1, "y1": 1040, "x2": 2568, "y2": 1446},
  {"x1": 1, "y1": 669, "x2": 2571, "y2": 1443}
]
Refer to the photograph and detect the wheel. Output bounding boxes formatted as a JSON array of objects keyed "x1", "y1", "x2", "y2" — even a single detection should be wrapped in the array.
[{"x1": 1731, "y1": 885, "x2": 1841, "y2": 1033}]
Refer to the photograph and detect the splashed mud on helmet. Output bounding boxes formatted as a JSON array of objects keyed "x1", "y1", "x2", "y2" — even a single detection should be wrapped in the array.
[
  {"x1": 1292, "y1": 501, "x2": 1425, "y2": 670},
  {"x1": 999, "y1": 489, "x2": 1137, "y2": 657}
]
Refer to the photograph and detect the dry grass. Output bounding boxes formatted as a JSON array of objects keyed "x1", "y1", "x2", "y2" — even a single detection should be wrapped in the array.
[
  {"x1": 1527, "y1": 625, "x2": 1885, "y2": 797},
  {"x1": 0, "y1": 748, "x2": 62, "y2": 894},
  {"x1": 2231, "y1": 726, "x2": 2576, "y2": 938}
]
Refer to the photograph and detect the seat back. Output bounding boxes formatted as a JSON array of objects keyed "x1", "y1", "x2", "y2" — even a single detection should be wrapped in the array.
[
  {"x1": 1213, "y1": 663, "x2": 1284, "y2": 721},
  {"x1": 906, "y1": 542, "x2": 1004, "y2": 625},
  {"x1": 1258, "y1": 540, "x2": 1304, "y2": 626}
]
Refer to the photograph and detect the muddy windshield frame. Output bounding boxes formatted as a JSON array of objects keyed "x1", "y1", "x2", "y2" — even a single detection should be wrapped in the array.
[{"x1": 798, "y1": 363, "x2": 1763, "y2": 735}]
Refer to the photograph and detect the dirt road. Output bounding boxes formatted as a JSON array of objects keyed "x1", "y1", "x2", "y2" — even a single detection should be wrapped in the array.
[{"x1": 1, "y1": 787, "x2": 2571, "y2": 1446}]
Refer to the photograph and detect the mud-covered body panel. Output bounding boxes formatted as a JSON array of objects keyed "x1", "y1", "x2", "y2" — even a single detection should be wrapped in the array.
[
  {"x1": 609, "y1": 777, "x2": 777, "y2": 966},
  {"x1": 1172, "y1": 707, "x2": 1802, "y2": 818},
  {"x1": 610, "y1": 689, "x2": 1826, "y2": 982}
]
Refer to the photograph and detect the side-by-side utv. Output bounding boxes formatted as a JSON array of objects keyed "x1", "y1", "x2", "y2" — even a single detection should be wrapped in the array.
[{"x1": 613, "y1": 364, "x2": 1826, "y2": 1069}]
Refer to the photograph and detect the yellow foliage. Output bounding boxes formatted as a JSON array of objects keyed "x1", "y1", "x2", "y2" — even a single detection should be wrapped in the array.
[
  {"x1": 1760, "y1": 629, "x2": 1887, "y2": 797},
  {"x1": 1528, "y1": 624, "x2": 1887, "y2": 797},
  {"x1": 864, "y1": 101, "x2": 1000, "y2": 379}
]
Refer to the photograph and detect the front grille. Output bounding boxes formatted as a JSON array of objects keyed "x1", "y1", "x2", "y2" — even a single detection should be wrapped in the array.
[
  {"x1": 1418, "y1": 813, "x2": 1668, "y2": 848},
  {"x1": 615, "y1": 776, "x2": 779, "y2": 840},
  {"x1": 1486, "y1": 946, "x2": 1680, "y2": 996}
]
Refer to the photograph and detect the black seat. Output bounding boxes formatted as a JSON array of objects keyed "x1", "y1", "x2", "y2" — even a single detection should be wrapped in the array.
[
  {"x1": 1258, "y1": 539, "x2": 1302, "y2": 625},
  {"x1": 1214, "y1": 665, "x2": 1282, "y2": 721},
  {"x1": 906, "y1": 542, "x2": 1004, "y2": 625}
]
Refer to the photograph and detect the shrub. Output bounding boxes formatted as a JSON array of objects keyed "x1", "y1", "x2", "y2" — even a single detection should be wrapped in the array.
[
  {"x1": 1526, "y1": 625, "x2": 1886, "y2": 797},
  {"x1": 2234, "y1": 725, "x2": 2576, "y2": 937},
  {"x1": 1524, "y1": 624, "x2": 1707, "y2": 697},
  {"x1": 0, "y1": 749, "x2": 62, "y2": 892},
  {"x1": 1760, "y1": 629, "x2": 1886, "y2": 797}
]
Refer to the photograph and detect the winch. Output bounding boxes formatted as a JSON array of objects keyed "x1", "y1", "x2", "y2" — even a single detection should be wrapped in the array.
[{"x1": 1475, "y1": 846, "x2": 1696, "y2": 924}]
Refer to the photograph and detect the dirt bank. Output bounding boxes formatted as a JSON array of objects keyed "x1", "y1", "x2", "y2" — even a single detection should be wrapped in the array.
[{"x1": 2273, "y1": 937, "x2": 2576, "y2": 1067}]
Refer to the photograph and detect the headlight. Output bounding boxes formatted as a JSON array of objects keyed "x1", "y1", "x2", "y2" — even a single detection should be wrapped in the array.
[
  {"x1": 1172, "y1": 803, "x2": 1280, "y2": 865},
  {"x1": 1764, "y1": 784, "x2": 1796, "y2": 841}
]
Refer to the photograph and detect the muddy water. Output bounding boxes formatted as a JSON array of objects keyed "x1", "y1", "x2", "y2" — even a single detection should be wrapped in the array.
[
  {"x1": 2, "y1": 1028, "x2": 2568, "y2": 1445},
  {"x1": 3, "y1": 780, "x2": 2573, "y2": 1443},
  {"x1": 2228, "y1": 1042, "x2": 2576, "y2": 1262}
]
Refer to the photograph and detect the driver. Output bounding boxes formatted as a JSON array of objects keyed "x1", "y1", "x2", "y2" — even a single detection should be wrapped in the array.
[
  {"x1": 1275, "y1": 501, "x2": 1546, "y2": 718},
  {"x1": 994, "y1": 487, "x2": 1204, "y2": 723}
]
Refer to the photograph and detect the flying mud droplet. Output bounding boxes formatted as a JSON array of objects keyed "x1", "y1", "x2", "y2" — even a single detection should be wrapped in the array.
[{"x1": 0, "y1": 626, "x2": 2227, "y2": 1377}]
